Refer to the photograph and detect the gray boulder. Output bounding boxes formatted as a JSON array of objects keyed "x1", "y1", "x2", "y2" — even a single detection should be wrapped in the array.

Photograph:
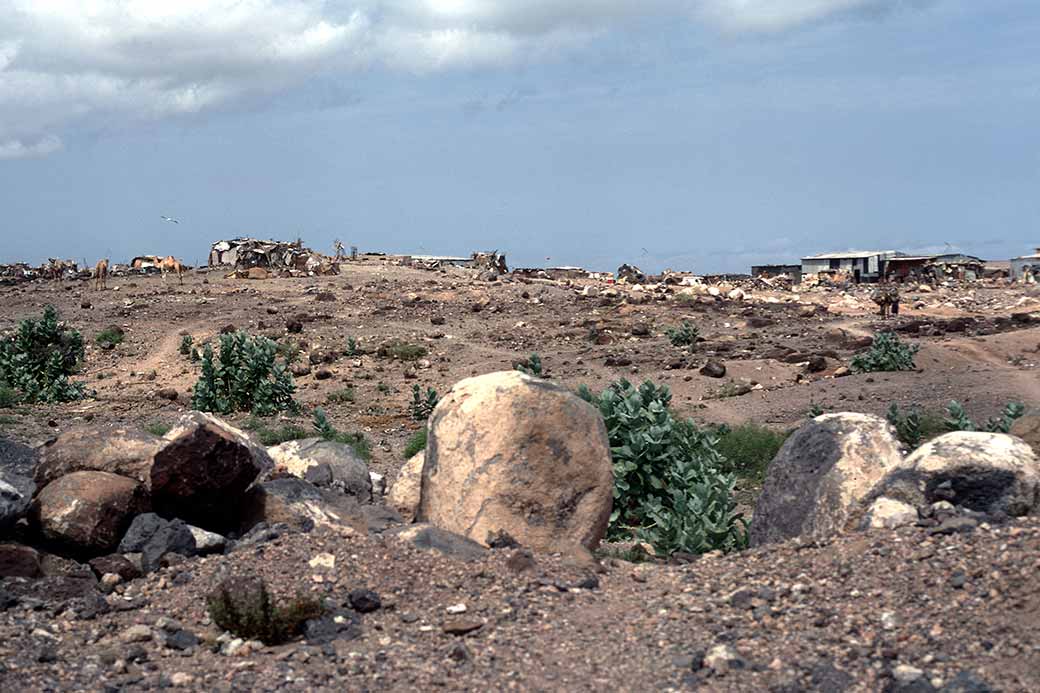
[
  {"x1": 239, "y1": 478, "x2": 362, "y2": 534},
  {"x1": 266, "y1": 438, "x2": 372, "y2": 501},
  {"x1": 750, "y1": 413, "x2": 903, "y2": 546},
  {"x1": 389, "y1": 523, "x2": 488, "y2": 562},
  {"x1": 118, "y1": 512, "x2": 197, "y2": 573},
  {"x1": 867, "y1": 431, "x2": 1040, "y2": 518}
]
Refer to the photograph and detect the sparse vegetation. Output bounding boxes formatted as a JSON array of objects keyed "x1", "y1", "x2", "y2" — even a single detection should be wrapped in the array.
[
  {"x1": 666, "y1": 320, "x2": 699, "y2": 347},
  {"x1": 206, "y1": 574, "x2": 323, "y2": 646},
  {"x1": 409, "y1": 384, "x2": 439, "y2": 421},
  {"x1": 579, "y1": 379, "x2": 746, "y2": 556},
  {"x1": 0, "y1": 384, "x2": 18, "y2": 409},
  {"x1": 0, "y1": 305, "x2": 86, "y2": 404},
  {"x1": 886, "y1": 400, "x2": 1025, "y2": 449},
  {"x1": 242, "y1": 417, "x2": 310, "y2": 446},
  {"x1": 276, "y1": 340, "x2": 301, "y2": 364},
  {"x1": 144, "y1": 421, "x2": 171, "y2": 437},
  {"x1": 95, "y1": 326, "x2": 125, "y2": 349},
  {"x1": 327, "y1": 387, "x2": 356, "y2": 404},
  {"x1": 377, "y1": 340, "x2": 427, "y2": 362},
  {"x1": 344, "y1": 337, "x2": 361, "y2": 357},
  {"x1": 807, "y1": 400, "x2": 826, "y2": 418},
  {"x1": 850, "y1": 332, "x2": 919, "y2": 373},
  {"x1": 403, "y1": 428, "x2": 428, "y2": 459},
  {"x1": 515, "y1": 353, "x2": 543, "y2": 376},
  {"x1": 312, "y1": 408, "x2": 372, "y2": 460},
  {"x1": 944, "y1": 400, "x2": 1024, "y2": 434},
  {"x1": 178, "y1": 335, "x2": 194, "y2": 357},
  {"x1": 715, "y1": 423, "x2": 789, "y2": 483},
  {"x1": 191, "y1": 331, "x2": 298, "y2": 416},
  {"x1": 376, "y1": 382, "x2": 393, "y2": 394}
]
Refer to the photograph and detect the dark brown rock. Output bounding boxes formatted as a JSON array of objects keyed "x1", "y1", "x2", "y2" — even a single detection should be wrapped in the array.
[{"x1": 0, "y1": 543, "x2": 42, "y2": 578}]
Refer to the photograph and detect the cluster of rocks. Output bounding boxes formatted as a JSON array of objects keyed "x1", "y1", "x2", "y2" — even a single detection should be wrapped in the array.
[{"x1": 751, "y1": 411, "x2": 1040, "y2": 547}]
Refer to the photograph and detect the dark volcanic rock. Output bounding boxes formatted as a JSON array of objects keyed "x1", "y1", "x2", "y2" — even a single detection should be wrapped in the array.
[{"x1": 700, "y1": 360, "x2": 727, "y2": 378}]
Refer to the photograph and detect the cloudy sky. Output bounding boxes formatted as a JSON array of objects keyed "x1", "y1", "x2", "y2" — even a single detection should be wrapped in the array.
[{"x1": 1, "y1": 1, "x2": 1038, "y2": 273}]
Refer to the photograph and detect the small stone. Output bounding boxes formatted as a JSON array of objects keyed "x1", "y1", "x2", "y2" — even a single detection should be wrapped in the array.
[
  {"x1": 348, "y1": 589, "x2": 381, "y2": 613},
  {"x1": 121, "y1": 624, "x2": 153, "y2": 643},
  {"x1": 446, "y1": 603, "x2": 468, "y2": 614},
  {"x1": 703, "y1": 644, "x2": 744, "y2": 675},
  {"x1": 170, "y1": 672, "x2": 195, "y2": 687},
  {"x1": 700, "y1": 360, "x2": 727, "y2": 378},
  {"x1": 893, "y1": 664, "x2": 925, "y2": 683},
  {"x1": 442, "y1": 618, "x2": 483, "y2": 636}
]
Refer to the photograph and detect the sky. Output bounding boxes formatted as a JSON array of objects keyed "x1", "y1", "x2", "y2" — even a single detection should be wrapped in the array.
[{"x1": 0, "y1": 1, "x2": 1038, "y2": 274}]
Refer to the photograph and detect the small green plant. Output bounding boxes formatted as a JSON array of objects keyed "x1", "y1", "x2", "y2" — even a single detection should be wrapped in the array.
[
  {"x1": 178, "y1": 335, "x2": 195, "y2": 357},
  {"x1": 312, "y1": 408, "x2": 372, "y2": 460},
  {"x1": 944, "y1": 400, "x2": 1024, "y2": 434},
  {"x1": 191, "y1": 332, "x2": 298, "y2": 416},
  {"x1": 515, "y1": 353, "x2": 543, "y2": 376},
  {"x1": 95, "y1": 327, "x2": 125, "y2": 349},
  {"x1": 206, "y1": 574, "x2": 323, "y2": 646},
  {"x1": 0, "y1": 305, "x2": 86, "y2": 404},
  {"x1": 377, "y1": 340, "x2": 427, "y2": 362},
  {"x1": 403, "y1": 428, "x2": 428, "y2": 459},
  {"x1": 144, "y1": 421, "x2": 171, "y2": 437},
  {"x1": 579, "y1": 379, "x2": 746, "y2": 556},
  {"x1": 0, "y1": 414, "x2": 17, "y2": 426},
  {"x1": 376, "y1": 382, "x2": 392, "y2": 394},
  {"x1": 344, "y1": 337, "x2": 361, "y2": 357},
  {"x1": 409, "y1": 384, "x2": 439, "y2": 421},
  {"x1": 714, "y1": 423, "x2": 789, "y2": 483},
  {"x1": 276, "y1": 340, "x2": 301, "y2": 365},
  {"x1": 807, "y1": 400, "x2": 825, "y2": 418},
  {"x1": 666, "y1": 320, "x2": 699, "y2": 347},
  {"x1": 850, "y1": 332, "x2": 919, "y2": 373},
  {"x1": 326, "y1": 388, "x2": 356, "y2": 404}
]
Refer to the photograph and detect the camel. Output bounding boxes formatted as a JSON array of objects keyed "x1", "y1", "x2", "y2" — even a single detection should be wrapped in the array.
[
  {"x1": 159, "y1": 256, "x2": 185, "y2": 284},
  {"x1": 94, "y1": 259, "x2": 108, "y2": 291}
]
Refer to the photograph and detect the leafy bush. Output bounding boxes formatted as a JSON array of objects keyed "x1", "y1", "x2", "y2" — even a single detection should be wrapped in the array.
[
  {"x1": 206, "y1": 574, "x2": 323, "y2": 646},
  {"x1": 807, "y1": 400, "x2": 826, "y2": 418},
  {"x1": 409, "y1": 384, "x2": 439, "y2": 421},
  {"x1": 95, "y1": 327, "x2": 125, "y2": 349},
  {"x1": 179, "y1": 335, "x2": 194, "y2": 357},
  {"x1": 515, "y1": 353, "x2": 543, "y2": 376},
  {"x1": 276, "y1": 340, "x2": 301, "y2": 364},
  {"x1": 190, "y1": 332, "x2": 298, "y2": 416},
  {"x1": 327, "y1": 388, "x2": 356, "y2": 404},
  {"x1": 403, "y1": 428, "x2": 428, "y2": 459},
  {"x1": 887, "y1": 400, "x2": 1024, "y2": 449},
  {"x1": 377, "y1": 340, "x2": 427, "y2": 361},
  {"x1": 666, "y1": 320, "x2": 699, "y2": 347},
  {"x1": 312, "y1": 408, "x2": 372, "y2": 460},
  {"x1": 344, "y1": 337, "x2": 361, "y2": 357},
  {"x1": 578, "y1": 379, "x2": 746, "y2": 555},
  {"x1": 715, "y1": 423, "x2": 788, "y2": 483},
  {"x1": 0, "y1": 305, "x2": 86, "y2": 403},
  {"x1": 850, "y1": 332, "x2": 919, "y2": 373}
]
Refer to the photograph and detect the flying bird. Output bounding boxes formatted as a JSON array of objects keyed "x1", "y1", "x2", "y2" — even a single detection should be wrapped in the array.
[{"x1": 160, "y1": 216, "x2": 179, "y2": 224}]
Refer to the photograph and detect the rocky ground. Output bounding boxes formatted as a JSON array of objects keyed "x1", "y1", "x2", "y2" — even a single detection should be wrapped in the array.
[{"x1": 2, "y1": 261, "x2": 1040, "y2": 691}]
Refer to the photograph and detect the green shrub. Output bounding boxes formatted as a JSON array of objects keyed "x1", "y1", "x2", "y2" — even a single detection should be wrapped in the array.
[
  {"x1": 276, "y1": 340, "x2": 301, "y2": 364},
  {"x1": 0, "y1": 384, "x2": 18, "y2": 408},
  {"x1": 409, "y1": 384, "x2": 439, "y2": 421},
  {"x1": 807, "y1": 400, "x2": 826, "y2": 418},
  {"x1": 403, "y1": 428, "x2": 428, "y2": 459},
  {"x1": 95, "y1": 327, "x2": 125, "y2": 349},
  {"x1": 376, "y1": 382, "x2": 392, "y2": 394},
  {"x1": 144, "y1": 421, "x2": 171, "y2": 437},
  {"x1": 886, "y1": 403, "x2": 945, "y2": 448},
  {"x1": 578, "y1": 379, "x2": 746, "y2": 555},
  {"x1": 344, "y1": 337, "x2": 361, "y2": 357},
  {"x1": 715, "y1": 423, "x2": 788, "y2": 483},
  {"x1": 327, "y1": 388, "x2": 356, "y2": 404},
  {"x1": 312, "y1": 408, "x2": 371, "y2": 461},
  {"x1": 179, "y1": 335, "x2": 194, "y2": 357},
  {"x1": 206, "y1": 574, "x2": 323, "y2": 646},
  {"x1": 191, "y1": 332, "x2": 298, "y2": 416},
  {"x1": 0, "y1": 305, "x2": 86, "y2": 404},
  {"x1": 666, "y1": 320, "x2": 699, "y2": 347},
  {"x1": 377, "y1": 340, "x2": 427, "y2": 361},
  {"x1": 515, "y1": 353, "x2": 543, "y2": 376},
  {"x1": 850, "y1": 332, "x2": 919, "y2": 373}
]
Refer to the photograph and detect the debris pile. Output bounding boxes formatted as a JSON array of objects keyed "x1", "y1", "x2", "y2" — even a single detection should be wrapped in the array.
[{"x1": 209, "y1": 238, "x2": 339, "y2": 277}]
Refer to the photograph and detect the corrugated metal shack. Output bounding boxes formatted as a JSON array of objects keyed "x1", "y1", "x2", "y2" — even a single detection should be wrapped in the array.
[{"x1": 208, "y1": 238, "x2": 339, "y2": 276}]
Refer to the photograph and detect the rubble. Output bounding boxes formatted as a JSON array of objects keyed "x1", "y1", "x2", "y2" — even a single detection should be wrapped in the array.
[{"x1": 209, "y1": 238, "x2": 339, "y2": 277}]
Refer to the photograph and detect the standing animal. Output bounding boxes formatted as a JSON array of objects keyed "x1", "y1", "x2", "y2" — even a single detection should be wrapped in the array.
[
  {"x1": 159, "y1": 256, "x2": 185, "y2": 284},
  {"x1": 871, "y1": 285, "x2": 900, "y2": 318},
  {"x1": 93, "y1": 259, "x2": 108, "y2": 291}
]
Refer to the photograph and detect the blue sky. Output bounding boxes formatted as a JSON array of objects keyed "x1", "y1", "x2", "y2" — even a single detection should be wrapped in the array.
[{"x1": 1, "y1": 1, "x2": 1038, "y2": 273}]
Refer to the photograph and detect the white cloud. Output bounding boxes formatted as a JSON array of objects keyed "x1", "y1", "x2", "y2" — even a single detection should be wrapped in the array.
[{"x1": 0, "y1": 1, "x2": 933, "y2": 158}]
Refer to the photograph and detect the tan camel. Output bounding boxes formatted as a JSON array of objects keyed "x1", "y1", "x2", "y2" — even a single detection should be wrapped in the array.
[
  {"x1": 93, "y1": 259, "x2": 108, "y2": 290},
  {"x1": 159, "y1": 256, "x2": 185, "y2": 284}
]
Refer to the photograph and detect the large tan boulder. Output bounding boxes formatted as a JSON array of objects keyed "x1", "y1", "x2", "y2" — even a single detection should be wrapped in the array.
[
  {"x1": 417, "y1": 371, "x2": 613, "y2": 552},
  {"x1": 35, "y1": 426, "x2": 163, "y2": 489},
  {"x1": 867, "y1": 432, "x2": 1040, "y2": 518},
  {"x1": 750, "y1": 413, "x2": 903, "y2": 546},
  {"x1": 388, "y1": 451, "x2": 424, "y2": 521},
  {"x1": 151, "y1": 412, "x2": 273, "y2": 532},
  {"x1": 31, "y1": 471, "x2": 149, "y2": 556}
]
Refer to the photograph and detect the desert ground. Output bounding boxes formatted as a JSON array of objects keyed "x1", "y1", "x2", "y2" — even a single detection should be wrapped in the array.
[{"x1": 1, "y1": 259, "x2": 1039, "y2": 691}]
